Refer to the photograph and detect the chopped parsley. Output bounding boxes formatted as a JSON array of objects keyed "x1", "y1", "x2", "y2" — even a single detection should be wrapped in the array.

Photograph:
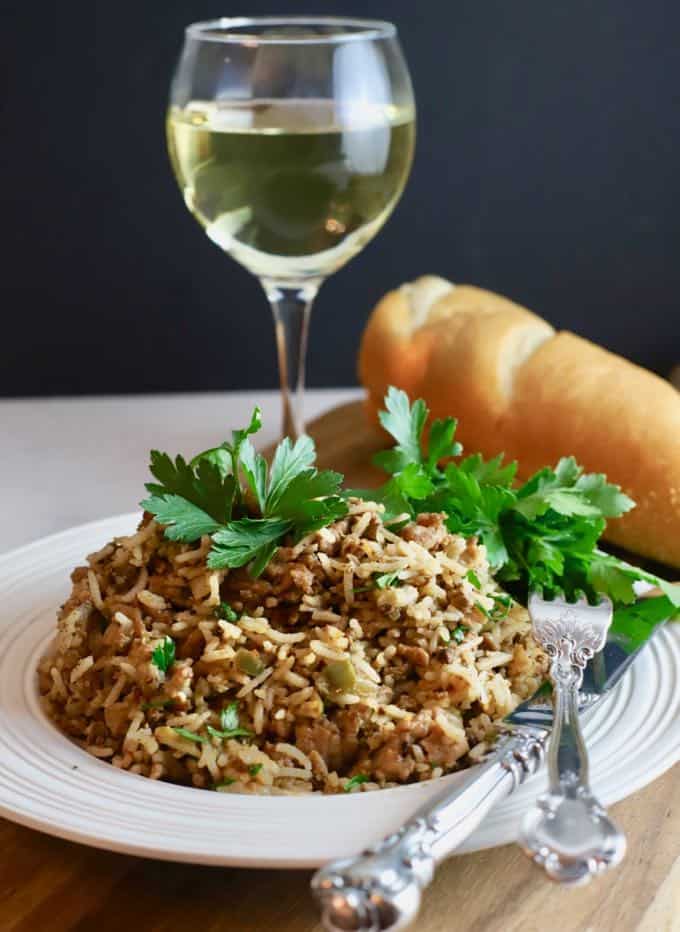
[
  {"x1": 374, "y1": 571, "x2": 402, "y2": 589},
  {"x1": 451, "y1": 625, "x2": 468, "y2": 644},
  {"x1": 354, "y1": 571, "x2": 403, "y2": 594},
  {"x1": 344, "y1": 773, "x2": 369, "y2": 792},
  {"x1": 465, "y1": 569, "x2": 482, "y2": 589},
  {"x1": 173, "y1": 727, "x2": 208, "y2": 744},
  {"x1": 216, "y1": 602, "x2": 239, "y2": 623},
  {"x1": 151, "y1": 636, "x2": 175, "y2": 674},
  {"x1": 249, "y1": 764, "x2": 263, "y2": 777},
  {"x1": 214, "y1": 777, "x2": 236, "y2": 789},
  {"x1": 491, "y1": 593, "x2": 513, "y2": 620},
  {"x1": 206, "y1": 701, "x2": 253, "y2": 741}
]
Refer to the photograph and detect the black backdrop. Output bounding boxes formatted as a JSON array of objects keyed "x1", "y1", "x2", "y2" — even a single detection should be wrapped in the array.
[{"x1": 3, "y1": 1, "x2": 679, "y2": 397}]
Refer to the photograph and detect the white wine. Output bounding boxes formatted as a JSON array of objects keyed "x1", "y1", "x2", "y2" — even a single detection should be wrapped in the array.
[{"x1": 167, "y1": 99, "x2": 415, "y2": 281}]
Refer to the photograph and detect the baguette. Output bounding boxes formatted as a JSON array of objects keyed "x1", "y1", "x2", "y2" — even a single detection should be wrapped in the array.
[{"x1": 359, "y1": 276, "x2": 680, "y2": 568}]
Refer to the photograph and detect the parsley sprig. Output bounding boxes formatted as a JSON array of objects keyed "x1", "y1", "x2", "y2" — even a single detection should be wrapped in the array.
[
  {"x1": 362, "y1": 388, "x2": 680, "y2": 636},
  {"x1": 140, "y1": 387, "x2": 679, "y2": 641},
  {"x1": 141, "y1": 411, "x2": 347, "y2": 577}
]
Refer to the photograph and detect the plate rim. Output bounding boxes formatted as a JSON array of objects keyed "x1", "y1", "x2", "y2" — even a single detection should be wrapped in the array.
[{"x1": 0, "y1": 512, "x2": 678, "y2": 868}]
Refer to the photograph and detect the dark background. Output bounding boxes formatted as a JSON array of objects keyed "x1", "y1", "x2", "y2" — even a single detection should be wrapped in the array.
[{"x1": 3, "y1": 1, "x2": 679, "y2": 397}]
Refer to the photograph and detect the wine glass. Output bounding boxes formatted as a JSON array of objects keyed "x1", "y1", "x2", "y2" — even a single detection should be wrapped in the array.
[{"x1": 167, "y1": 17, "x2": 415, "y2": 438}]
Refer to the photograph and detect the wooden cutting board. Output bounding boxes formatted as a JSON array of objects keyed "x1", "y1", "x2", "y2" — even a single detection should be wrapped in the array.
[{"x1": 1, "y1": 401, "x2": 678, "y2": 932}]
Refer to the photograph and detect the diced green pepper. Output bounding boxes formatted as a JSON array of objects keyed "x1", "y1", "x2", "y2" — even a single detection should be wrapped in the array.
[
  {"x1": 323, "y1": 659, "x2": 356, "y2": 692},
  {"x1": 235, "y1": 649, "x2": 264, "y2": 677}
]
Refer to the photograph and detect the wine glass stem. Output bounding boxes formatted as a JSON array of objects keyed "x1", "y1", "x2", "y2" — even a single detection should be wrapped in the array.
[{"x1": 262, "y1": 278, "x2": 321, "y2": 440}]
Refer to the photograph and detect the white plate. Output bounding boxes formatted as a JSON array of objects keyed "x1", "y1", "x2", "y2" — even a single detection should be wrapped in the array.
[{"x1": 0, "y1": 514, "x2": 678, "y2": 868}]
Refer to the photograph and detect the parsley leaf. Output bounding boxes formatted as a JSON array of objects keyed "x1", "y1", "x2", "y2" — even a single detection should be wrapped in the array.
[
  {"x1": 142, "y1": 408, "x2": 347, "y2": 576},
  {"x1": 141, "y1": 495, "x2": 221, "y2": 541},
  {"x1": 221, "y1": 702, "x2": 240, "y2": 731},
  {"x1": 239, "y1": 438, "x2": 268, "y2": 511},
  {"x1": 266, "y1": 436, "x2": 317, "y2": 511},
  {"x1": 173, "y1": 727, "x2": 208, "y2": 744},
  {"x1": 466, "y1": 569, "x2": 482, "y2": 589},
  {"x1": 142, "y1": 452, "x2": 235, "y2": 539},
  {"x1": 611, "y1": 595, "x2": 675, "y2": 652},
  {"x1": 273, "y1": 468, "x2": 346, "y2": 533},
  {"x1": 208, "y1": 518, "x2": 293, "y2": 569},
  {"x1": 374, "y1": 386, "x2": 428, "y2": 473},
  {"x1": 206, "y1": 702, "x2": 253, "y2": 741},
  {"x1": 344, "y1": 773, "x2": 369, "y2": 792},
  {"x1": 426, "y1": 417, "x2": 463, "y2": 471},
  {"x1": 374, "y1": 571, "x2": 402, "y2": 589},
  {"x1": 151, "y1": 637, "x2": 175, "y2": 674},
  {"x1": 451, "y1": 624, "x2": 467, "y2": 644},
  {"x1": 208, "y1": 438, "x2": 347, "y2": 574},
  {"x1": 207, "y1": 724, "x2": 253, "y2": 741},
  {"x1": 216, "y1": 602, "x2": 240, "y2": 622},
  {"x1": 368, "y1": 387, "x2": 672, "y2": 617},
  {"x1": 190, "y1": 407, "x2": 262, "y2": 503},
  {"x1": 249, "y1": 763, "x2": 263, "y2": 777}
]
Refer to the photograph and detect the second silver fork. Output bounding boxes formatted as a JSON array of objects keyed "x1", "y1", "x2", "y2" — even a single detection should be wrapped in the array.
[{"x1": 519, "y1": 591, "x2": 627, "y2": 884}]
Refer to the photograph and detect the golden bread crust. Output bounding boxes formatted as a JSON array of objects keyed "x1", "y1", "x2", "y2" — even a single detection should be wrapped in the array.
[{"x1": 359, "y1": 278, "x2": 680, "y2": 567}]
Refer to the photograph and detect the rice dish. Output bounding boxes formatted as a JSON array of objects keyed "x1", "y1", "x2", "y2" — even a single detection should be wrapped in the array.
[{"x1": 39, "y1": 502, "x2": 547, "y2": 794}]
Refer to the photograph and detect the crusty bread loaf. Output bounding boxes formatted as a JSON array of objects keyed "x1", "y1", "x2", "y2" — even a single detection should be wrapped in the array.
[{"x1": 359, "y1": 276, "x2": 680, "y2": 568}]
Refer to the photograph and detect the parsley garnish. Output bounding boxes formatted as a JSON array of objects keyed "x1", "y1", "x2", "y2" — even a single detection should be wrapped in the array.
[
  {"x1": 362, "y1": 387, "x2": 680, "y2": 634},
  {"x1": 465, "y1": 569, "x2": 482, "y2": 589},
  {"x1": 249, "y1": 763, "x2": 263, "y2": 777},
  {"x1": 374, "y1": 571, "x2": 402, "y2": 589},
  {"x1": 173, "y1": 727, "x2": 208, "y2": 744},
  {"x1": 214, "y1": 777, "x2": 236, "y2": 789},
  {"x1": 141, "y1": 410, "x2": 348, "y2": 577},
  {"x1": 139, "y1": 388, "x2": 680, "y2": 641},
  {"x1": 354, "y1": 571, "x2": 402, "y2": 594},
  {"x1": 216, "y1": 602, "x2": 239, "y2": 623},
  {"x1": 221, "y1": 702, "x2": 240, "y2": 731},
  {"x1": 491, "y1": 593, "x2": 513, "y2": 620},
  {"x1": 344, "y1": 773, "x2": 369, "y2": 792},
  {"x1": 451, "y1": 625, "x2": 467, "y2": 644},
  {"x1": 151, "y1": 636, "x2": 175, "y2": 674},
  {"x1": 206, "y1": 701, "x2": 253, "y2": 741}
]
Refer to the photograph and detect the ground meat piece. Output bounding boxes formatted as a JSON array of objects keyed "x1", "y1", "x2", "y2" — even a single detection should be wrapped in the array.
[
  {"x1": 101, "y1": 619, "x2": 132, "y2": 652},
  {"x1": 104, "y1": 702, "x2": 130, "y2": 736},
  {"x1": 401, "y1": 513, "x2": 449, "y2": 551},
  {"x1": 397, "y1": 644, "x2": 429, "y2": 667},
  {"x1": 296, "y1": 719, "x2": 345, "y2": 771},
  {"x1": 176, "y1": 627, "x2": 204, "y2": 661},
  {"x1": 271, "y1": 717, "x2": 294, "y2": 740},
  {"x1": 368, "y1": 711, "x2": 431, "y2": 782},
  {"x1": 371, "y1": 736, "x2": 415, "y2": 782},
  {"x1": 106, "y1": 602, "x2": 143, "y2": 634},
  {"x1": 421, "y1": 723, "x2": 468, "y2": 768},
  {"x1": 288, "y1": 564, "x2": 316, "y2": 594},
  {"x1": 332, "y1": 708, "x2": 365, "y2": 765}
]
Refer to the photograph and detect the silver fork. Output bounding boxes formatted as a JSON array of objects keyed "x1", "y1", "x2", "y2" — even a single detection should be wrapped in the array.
[{"x1": 518, "y1": 591, "x2": 627, "y2": 884}]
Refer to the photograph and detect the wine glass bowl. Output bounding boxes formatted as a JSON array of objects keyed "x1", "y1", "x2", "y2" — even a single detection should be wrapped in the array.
[{"x1": 167, "y1": 17, "x2": 415, "y2": 437}]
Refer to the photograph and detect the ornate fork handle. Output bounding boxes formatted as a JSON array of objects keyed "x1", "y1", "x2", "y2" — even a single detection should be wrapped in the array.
[
  {"x1": 519, "y1": 597, "x2": 626, "y2": 885},
  {"x1": 311, "y1": 727, "x2": 547, "y2": 932}
]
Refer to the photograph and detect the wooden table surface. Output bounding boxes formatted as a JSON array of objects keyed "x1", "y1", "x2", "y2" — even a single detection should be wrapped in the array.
[{"x1": 1, "y1": 400, "x2": 678, "y2": 932}]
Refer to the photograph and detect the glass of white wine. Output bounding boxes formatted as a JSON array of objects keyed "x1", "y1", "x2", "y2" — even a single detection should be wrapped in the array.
[{"x1": 167, "y1": 17, "x2": 415, "y2": 437}]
